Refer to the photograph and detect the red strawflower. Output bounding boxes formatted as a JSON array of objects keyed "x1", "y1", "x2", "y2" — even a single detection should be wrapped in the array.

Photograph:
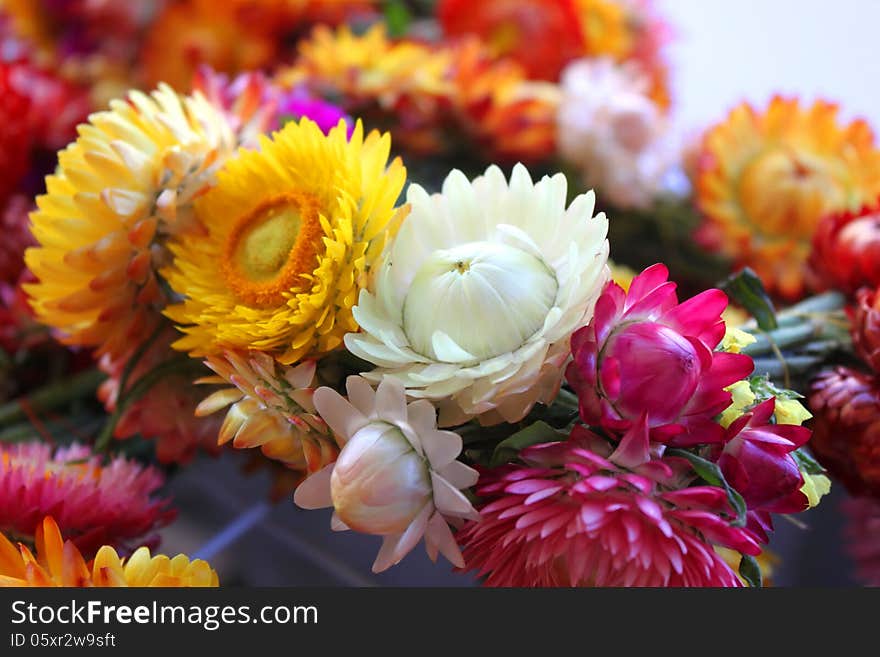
[
  {"x1": 458, "y1": 425, "x2": 760, "y2": 587},
  {"x1": 852, "y1": 286, "x2": 880, "y2": 373},
  {"x1": 0, "y1": 441, "x2": 174, "y2": 557},
  {"x1": 566, "y1": 263, "x2": 753, "y2": 444},
  {"x1": 809, "y1": 366, "x2": 880, "y2": 497},
  {"x1": 0, "y1": 61, "x2": 33, "y2": 204},
  {"x1": 438, "y1": 0, "x2": 586, "y2": 81},
  {"x1": 808, "y1": 203, "x2": 880, "y2": 295}
]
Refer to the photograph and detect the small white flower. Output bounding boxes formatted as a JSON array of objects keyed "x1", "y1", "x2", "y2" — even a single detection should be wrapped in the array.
[
  {"x1": 344, "y1": 163, "x2": 609, "y2": 426},
  {"x1": 557, "y1": 58, "x2": 673, "y2": 209},
  {"x1": 295, "y1": 377, "x2": 479, "y2": 573}
]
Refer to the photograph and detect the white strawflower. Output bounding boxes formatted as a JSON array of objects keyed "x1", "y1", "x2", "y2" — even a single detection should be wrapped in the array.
[
  {"x1": 557, "y1": 57, "x2": 672, "y2": 209},
  {"x1": 344, "y1": 163, "x2": 609, "y2": 426},
  {"x1": 294, "y1": 377, "x2": 479, "y2": 573}
]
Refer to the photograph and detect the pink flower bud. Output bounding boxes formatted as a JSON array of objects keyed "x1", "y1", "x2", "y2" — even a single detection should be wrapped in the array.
[{"x1": 330, "y1": 423, "x2": 432, "y2": 535}]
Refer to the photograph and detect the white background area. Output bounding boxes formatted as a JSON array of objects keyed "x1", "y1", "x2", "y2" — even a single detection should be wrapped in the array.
[{"x1": 662, "y1": 0, "x2": 880, "y2": 135}]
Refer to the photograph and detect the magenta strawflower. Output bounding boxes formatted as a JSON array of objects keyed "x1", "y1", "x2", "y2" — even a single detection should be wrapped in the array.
[
  {"x1": 714, "y1": 398, "x2": 810, "y2": 514},
  {"x1": 0, "y1": 442, "x2": 174, "y2": 558},
  {"x1": 458, "y1": 426, "x2": 760, "y2": 587},
  {"x1": 566, "y1": 263, "x2": 753, "y2": 444}
]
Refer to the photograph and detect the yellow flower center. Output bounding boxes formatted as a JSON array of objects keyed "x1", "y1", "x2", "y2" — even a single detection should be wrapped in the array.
[
  {"x1": 221, "y1": 193, "x2": 323, "y2": 308},
  {"x1": 738, "y1": 149, "x2": 846, "y2": 238}
]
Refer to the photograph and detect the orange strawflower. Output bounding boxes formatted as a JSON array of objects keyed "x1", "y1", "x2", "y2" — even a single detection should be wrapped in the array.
[
  {"x1": 695, "y1": 97, "x2": 880, "y2": 299},
  {"x1": 0, "y1": 517, "x2": 218, "y2": 587}
]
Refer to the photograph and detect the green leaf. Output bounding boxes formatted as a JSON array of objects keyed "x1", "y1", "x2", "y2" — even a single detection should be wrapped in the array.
[
  {"x1": 719, "y1": 268, "x2": 778, "y2": 331},
  {"x1": 667, "y1": 448, "x2": 748, "y2": 527},
  {"x1": 792, "y1": 447, "x2": 826, "y2": 475},
  {"x1": 384, "y1": 0, "x2": 411, "y2": 37},
  {"x1": 489, "y1": 421, "x2": 566, "y2": 468},
  {"x1": 738, "y1": 554, "x2": 763, "y2": 588}
]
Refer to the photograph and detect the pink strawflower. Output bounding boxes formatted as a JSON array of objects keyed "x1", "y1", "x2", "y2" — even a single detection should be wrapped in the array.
[
  {"x1": 0, "y1": 441, "x2": 174, "y2": 557},
  {"x1": 458, "y1": 425, "x2": 761, "y2": 587},
  {"x1": 192, "y1": 66, "x2": 351, "y2": 147},
  {"x1": 714, "y1": 398, "x2": 810, "y2": 514},
  {"x1": 844, "y1": 496, "x2": 880, "y2": 586},
  {"x1": 566, "y1": 263, "x2": 753, "y2": 444}
]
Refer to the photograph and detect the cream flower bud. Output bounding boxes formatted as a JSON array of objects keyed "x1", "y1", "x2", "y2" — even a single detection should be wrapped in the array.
[
  {"x1": 402, "y1": 241, "x2": 558, "y2": 361},
  {"x1": 330, "y1": 424, "x2": 432, "y2": 535},
  {"x1": 294, "y1": 377, "x2": 479, "y2": 572}
]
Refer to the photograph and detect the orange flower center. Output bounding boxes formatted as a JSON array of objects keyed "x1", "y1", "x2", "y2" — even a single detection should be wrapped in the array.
[
  {"x1": 221, "y1": 193, "x2": 323, "y2": 308},
  {"x1": 738, "y1": 148, "x2": 847, "y2": 238}
]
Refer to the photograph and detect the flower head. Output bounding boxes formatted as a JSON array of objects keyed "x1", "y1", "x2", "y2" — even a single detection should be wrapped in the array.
[
  {"x1": 808, "y1": 202, "x2": 880, "y2": 295},
  {"x1": 716, "y1": 398, "x2": 810, "y2": 513},
  {"x1": 346, "y1": 164, "x2": 609, "y2": 426},
  {"x1": 458, "y1": 427, "x2": 760, "y2": 587},
  {"x1": 557, "y1": 57, "x2": 670, "y2": 209},
  {"x1": 295, "y1": 377, "x2": 479, "y2": 572},
  {"x1": 567, "y1": 263, "x2": 753, "y2": 443},
  {"x1": 852, "y1": 287, "x2": 880, "y2": 373},
  {"x1": 195, "y1": 350, "x2": 337, "y2": 479},
  {"x1": 809, "y1": 366, "x2": 880, "y2": 497},
  {"x1": 0, "y1": 442, "x2": 173, "y2": 557},
  {"x1": 695, "y1": 97, "x2": 880, "y2": 299},
  {"x1": 0, "y1": 517, "x2": 218, "y2": 587},
  {"x1": 163, "y1": 118, "x2": 407, "y2": 364},
  {"x1": 25, "y1": 83, "x2": 236, "y2": 360}
]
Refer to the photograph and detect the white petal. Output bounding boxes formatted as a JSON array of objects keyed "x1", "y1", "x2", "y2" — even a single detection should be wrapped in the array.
[
  {"x1": 371, "y1": 502, "x2": 433, "y2": 573},
  {"x1": 374, "y1": 377, "x2": 408, "y2": 425},
  {"x1": 312, "y1": 387, "x2": 368, "y2": 443},
  {"x1": 293, "y1": 463, "x2": 334, "y2": 510},
  {"x1": 431, "y1": 473, "x2": 479, "y2": 520},
  {"x1": 345, "y1": 375, "x2": 376, "y2": 418},
  {"x1": 437, "y1": 459, "x2": 479, "y2": 489},
  {"x1": 424, "y1": 511, "x2": 465, "y2": 567},
  {"x1": 421, "y1": 429, "x2": 462, "y2": 469},
  {"x1": 431, "y1": 331, "x2": 477, "y2": 363},
  {"x1": 405, "y1": 399, "x2": 439, "y2": 435}
]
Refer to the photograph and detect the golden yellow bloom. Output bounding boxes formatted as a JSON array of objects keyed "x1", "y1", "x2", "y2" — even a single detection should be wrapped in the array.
[
  {"x1": 774, "y1": 397, "x2": 813, "y2": 426},
  {"x1": 720, "y1": 326, "x2": 756, "y2": 354},
  {"x1": 0, "y1": 517, "x2": 218, "y2": 587},
  {"x1": 801, "y1": 473, "x2": 831, "y2": 509},
  {"x1": 609, "y1": 261, "x2": 637, "y2": 291},
  {"x1": 25, "y1": 84, "x2": 236, "y2": 360},
  {"x1": 279, "y1": 25, "x2": 557, "y2": 162},
  {"x1": 577, "y1": 0, "x2": 632, "y2": 60},
  {"x1": 719, "y1": 379, "x2": 757, "y2": 428},
  {"x1": 696, "y1": 97, "x2": 880, "y2": 299},
  {"x1": 279, "y1": 24, "x2": 452, "y2": 154},
  {"x1": 163, "y1": 118, "x2": 407, "y2": 363}
]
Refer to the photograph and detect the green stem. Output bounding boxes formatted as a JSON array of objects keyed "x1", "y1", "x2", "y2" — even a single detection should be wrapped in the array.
[{"x1": 0, "y1": 369, "x2": 106, "y2": 427}]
